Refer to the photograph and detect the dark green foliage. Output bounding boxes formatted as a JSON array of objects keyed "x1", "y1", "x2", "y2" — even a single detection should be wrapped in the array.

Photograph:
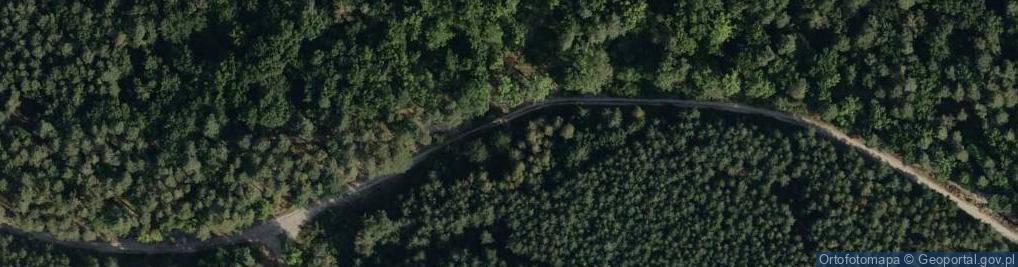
[
  {"x1": 628, "y1": 0, "x2": 1018, "y2": 217},
  {"x1": 288, "y1": 107, "x2": 1013, "y2": 266},
  {"x1": 3, "y1": 0, "x2": 1018, "y2": 248},
  {"x1": 0, "y1": 0, "x2": 545, "y2": 241},
  {"x1": 0, "y1": 231, "x2": 269, "y2": 267},
  {"x1": 196, "y1": 246, "x2": 265, "y2": 267},
  {"x1": 561, "y1": 49, "x2": 613, "y2": 93}
]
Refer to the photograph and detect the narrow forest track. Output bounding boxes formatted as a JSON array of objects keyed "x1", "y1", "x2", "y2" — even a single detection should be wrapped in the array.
[{"x1": 3, "y1": 97, "x2": 1017, "y2": 256}]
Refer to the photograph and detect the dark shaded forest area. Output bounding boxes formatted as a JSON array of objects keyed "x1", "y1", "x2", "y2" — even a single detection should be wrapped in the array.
[
  {"x1": 2, "y1": 0, "x2": 1018, "y2": 261},
  {"x1": 6, "y1": 106, "x2": 1010, "y2": 266},
  {"x1": 284, "y1": 106, "x2": 1013, "y2": 266},
  {"x1": 0, "y1": 231, "x2": 267, "y2": 267}
]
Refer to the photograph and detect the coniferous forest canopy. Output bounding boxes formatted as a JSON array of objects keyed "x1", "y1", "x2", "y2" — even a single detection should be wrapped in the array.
[
  {"x1": 2, "y1": 0, "x2": 1018, "y2": 264},
  {"x1": 0, "y1": 230, "x2": 269, "y2": 267},
  {"x1": 286, "y1": 106, "x2": 1013, "y2": 266},
  {"x1": 2, "y1": 106, "x2": 1013, "y2": 266}
]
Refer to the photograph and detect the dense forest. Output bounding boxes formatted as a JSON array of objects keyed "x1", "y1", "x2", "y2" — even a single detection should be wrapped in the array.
[
  {"x1": 2, "y1": 0, "x2": 1018, "y2": 250},
  {"x1": 283, "y1": 106, "x2": 1013, "y2": 266},
  {"x1": 0, "y1": 230, "x2": 270, "y2": 267},
  {"x1": 5, "y1": 106, "x2": 1008, "y2": 266}
]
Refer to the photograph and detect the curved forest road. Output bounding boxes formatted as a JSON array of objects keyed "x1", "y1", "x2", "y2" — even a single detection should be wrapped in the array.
[{"x1": 3, "y1": 97, "x2": 1018, "y2": 256}]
